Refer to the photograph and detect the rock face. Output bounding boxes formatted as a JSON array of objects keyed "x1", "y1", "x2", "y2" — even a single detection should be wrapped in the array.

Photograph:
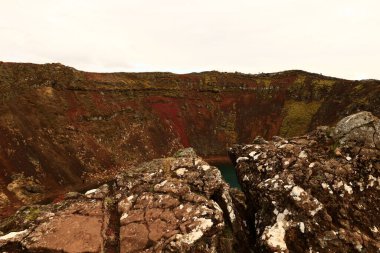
[
  {"x1": 1, "y1": 62, "x2": 380, "y2": 215},
  {"x1": 0, "y1": 148, "x2": 251, "y2": 252},
  {"x1": 332, "y1": 111, "x2": 380, "y2": 149},
  {"x1": 229, "y1": 112, "x2": 380, "y2": 252},
  {"x1": 1, "y1": 112, "x2": 379, "y2": 252}
]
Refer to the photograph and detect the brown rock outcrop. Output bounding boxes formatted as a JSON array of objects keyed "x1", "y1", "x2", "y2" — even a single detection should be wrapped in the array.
[
  {"x1": 1, "y1": 111, "x2": 379, "y2": 252},
  {"x1": 229, "y1": 112, "x2": 380, "y2": 252},
  {"x1": 0, "y1": 148, "x2": 251, "y2": 252}
]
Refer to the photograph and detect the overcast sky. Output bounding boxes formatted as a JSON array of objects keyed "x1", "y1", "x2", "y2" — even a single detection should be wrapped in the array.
[{"x1": 0, "y1": 0, "x2": 379, "y2": 80}]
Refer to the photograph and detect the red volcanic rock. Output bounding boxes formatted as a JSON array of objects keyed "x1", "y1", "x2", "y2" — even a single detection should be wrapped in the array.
[
  {"x1": 120, "y1": 223, "x2": 149, "y2": 252},
  {"x1": 1, "y1": 111, "x2": 379, "y2": 252},
  {"x1": 0, "y1": 62, "x2": 379, "y2": 215}
]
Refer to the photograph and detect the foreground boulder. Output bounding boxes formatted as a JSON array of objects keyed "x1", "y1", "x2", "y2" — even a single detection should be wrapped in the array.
[
  {"x1": 229, "y1": 111, "x2": 380, "y2": 252},
  {"x1": 0, "y1": 148, "x2": 251, "y2": 252}
]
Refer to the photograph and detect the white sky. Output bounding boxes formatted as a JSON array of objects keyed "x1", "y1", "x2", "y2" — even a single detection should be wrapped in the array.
[{"x1": 0, "y1": 0, "x2": 379, "y2": 80}]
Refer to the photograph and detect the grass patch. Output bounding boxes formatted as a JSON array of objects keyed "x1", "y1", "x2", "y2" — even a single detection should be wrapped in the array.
[
  {"x1": 280, "y1": 100, "x2": 321, "y2": 137},
  {"x1": 25, "y1": 206, "x2": 41, "y2": 222}
]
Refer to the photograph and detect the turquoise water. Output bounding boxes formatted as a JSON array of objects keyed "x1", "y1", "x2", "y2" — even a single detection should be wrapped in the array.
[{"x1": 216, "y1": 164, "x2": 241, "y2": 189}]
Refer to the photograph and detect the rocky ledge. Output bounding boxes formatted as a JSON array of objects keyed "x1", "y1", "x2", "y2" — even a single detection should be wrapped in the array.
[
  {"x1": 0, "y1": 148, "x2": 251, "y2": 252},
  {"x1": 1, "y1": 111, "x2": 379, "y2": 253},
  {"x1": 229, "y1": 111, "x2": 380, "y2": 252}
]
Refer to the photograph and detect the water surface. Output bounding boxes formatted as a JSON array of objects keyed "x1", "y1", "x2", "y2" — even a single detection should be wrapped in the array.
[{"x1": 215, "y1": 163, "x2": 241, "y2": 189}]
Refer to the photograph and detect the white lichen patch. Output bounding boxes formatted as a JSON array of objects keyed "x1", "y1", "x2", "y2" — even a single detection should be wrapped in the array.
[
  {"x1": 210, "y1": 200, "x2": 223, "y2": 213},
  {"x1": 194, "y1": 159, "x2": 202, "y2": 166},
  {"x1": 85, "y1": 189, "x2": 98, "y2": 195},
  {"x1": 236, "y1": 157, "x2": 249, "y2": 163},
  {"x1": 251, "y1": 153, "x2": 261, "y2": 160},
  {"x1": 0, "y1": 229, "x2": 29, "y2": 241},
  {"x1": 357, "y1": 182, "x2": 364, "y2": 191},
  {"x1": 370, "y1": 226, "x2": 378, "y2": 233},
  {"x1": 175, "y1": 168, "x2": 188, "y2": 176},
  {"x1": 171, "y1": 218, "x2": 213, "y2": 245},
  {"x1": 355, "y1": 243, "x2": 363, "y2": 251},
  {"x1": 284, "y1": 184, "x2": 293, "y2": 190},
  {"x1": 343, "y1": 183, "x2": 353, "y2": 194},
  {"x1": 321, "y1": 183, "x2": 333, "y2": 194},
  {"x1": 290, "y1": 186, "x2": 305, "y2": 201},
  {"x1": 299, "y1": 222, "x2": 305, "y2": 233},
  {"x1": 333, "y1": 180, "x2": 344, "y2": 190},
  {"x1": 227, "y1": 204, "x2": 236, "y2": 222},
  {"x1": 261, "y1": 209, "x2": 290, "y2": 251},
  {"x1": 221, "y1": 191, "x2": 236, "y2": 223},
  {"x1": 201, "y1": 165, "x2": 210, "y2": 171},
  {"x1": 257, "y1": 165, "x2": 264, "y2": 172},
  {"x1": 120, "y1": 213, "x2": 128, "y2": 222},
  {"x1": 298, "y1": 151, "x2": 308, "y2": 158},
  {"x1": 290, "y1": 186, "x2": 323, "y2": 216},
  {"x1": 242, "y1": 144, "x2": 253, "y2": 150},
  {"x1": 118, "y1": 195, "x2": 135, "y2": 213},
  {"x1": 367, "y1": 175, "x2": 380, "y2": 189},
  {"x1": 310, "y1": 199, "x2": 323, "y2": 217},
  {"x1": 156, "y1": 180, "x2": 167, "y2": 187}
]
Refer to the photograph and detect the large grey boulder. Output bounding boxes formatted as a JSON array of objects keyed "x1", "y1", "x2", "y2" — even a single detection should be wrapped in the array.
[{"x1": 332, "y1": 111, "x2": 380, "y2": 149}]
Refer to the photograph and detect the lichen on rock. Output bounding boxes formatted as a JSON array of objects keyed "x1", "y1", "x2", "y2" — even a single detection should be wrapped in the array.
[
  {"x1": 0, "y1": 148, "x2": 251, "y2": 252},
  {"x1": 229, "y1": 111, "x2": 380, "y2": 252}
]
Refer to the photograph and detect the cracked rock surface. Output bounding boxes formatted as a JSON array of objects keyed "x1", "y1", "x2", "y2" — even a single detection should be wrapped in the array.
[
  {"x1": 2, "y1": 111, "x2": 379, "y2": 252},
  {"x1": 332, "y1": 111, "x2": 380, "y2": 149},
  {"x1": 0, "y1": 148, "x2": 251, "y2": 252},
  {"x1": 229, "y1": 111, "x2": 380, "y2": 252}
]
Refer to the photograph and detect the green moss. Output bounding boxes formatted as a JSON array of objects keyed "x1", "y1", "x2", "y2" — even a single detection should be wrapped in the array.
[
  {"x1": 280, "y1": 100, "x2": 321, "y2": 137},
  {"x1": 203, "y1": 74, "x2": 217, "y2": 86},
  {"x1": 25, "y1": 206, "x2": 41, "y2": 222},
  {"x1": 312, "y1": 79, "x2": 336, "y2": 97},
  {"x1": 312, "y1": 79, "x2": 335, "y2": 88},
  {"x1": 353, "y1": 83, "x2": 365, "y2": 91},
  {"x1": 104, "y1": 197, "x2": 116, "y2": 207},
  {"x1": 257, "y1": 78, "x2": 272, "y2": 87},
  {"x1": 294, "y1": 75, "x2": 307, "y2": 85},
  {"x1": 287, "y1": 76, "x2": 337, "y2": 100}
]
